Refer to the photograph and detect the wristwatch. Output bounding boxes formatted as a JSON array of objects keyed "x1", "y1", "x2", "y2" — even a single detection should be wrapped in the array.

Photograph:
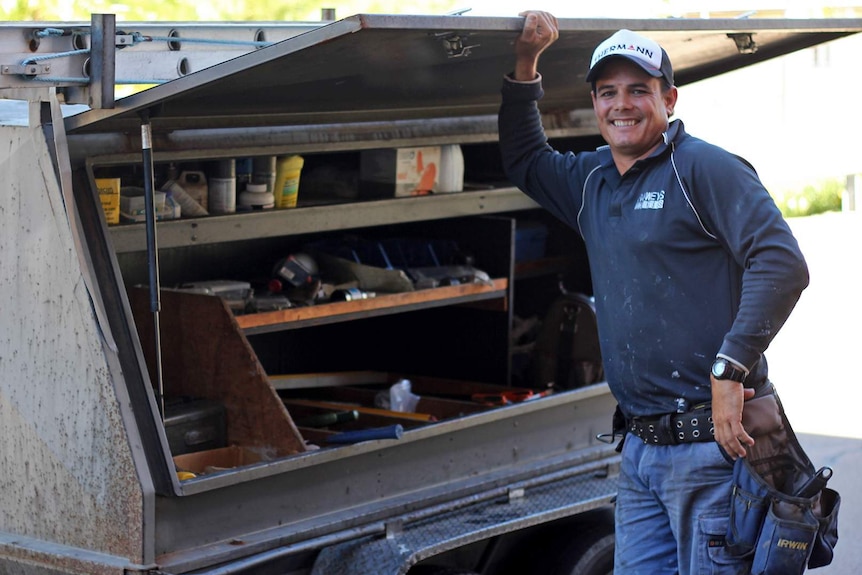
[{"x1": 711, "y1": 358, "x2": 747, "y2": 383}]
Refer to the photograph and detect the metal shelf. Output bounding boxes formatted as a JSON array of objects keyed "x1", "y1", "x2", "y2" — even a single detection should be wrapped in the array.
[{"x1": 108, "y1": 187, "x2": 539, "y2": 253}]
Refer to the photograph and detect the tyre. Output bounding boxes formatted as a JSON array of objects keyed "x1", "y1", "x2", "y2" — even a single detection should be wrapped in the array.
[{"x1": 547, "y1": 525, "x2": 615, "y2": 575}]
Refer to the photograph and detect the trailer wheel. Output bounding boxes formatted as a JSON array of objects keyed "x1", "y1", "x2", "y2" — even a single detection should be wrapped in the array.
[
  {"x1": 546, "y1": 525, "x2": 614, "y2": 575},
  {"x1": 407, "y1": 566, "x2": 479, "y2": 575}
]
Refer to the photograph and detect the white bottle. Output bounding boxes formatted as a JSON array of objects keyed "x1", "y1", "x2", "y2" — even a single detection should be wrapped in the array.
[{"x1": 438, "y1": 144, "x2": 464, "y2": 193}]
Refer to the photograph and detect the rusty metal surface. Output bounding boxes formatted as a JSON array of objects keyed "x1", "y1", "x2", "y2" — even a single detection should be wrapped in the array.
[{"x1": 0, "y1": 118, "x2": 146, "y2": 570}]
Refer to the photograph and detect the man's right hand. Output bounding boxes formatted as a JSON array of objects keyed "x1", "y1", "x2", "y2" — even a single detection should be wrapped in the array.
[{"x1": 514, "y1": 11, "x2": 559, "y2": 81}]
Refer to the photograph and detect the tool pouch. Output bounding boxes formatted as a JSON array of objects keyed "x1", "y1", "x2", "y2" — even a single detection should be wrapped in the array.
[{"x1": 725, "y1": 388, "x2": 840, "y2": 573}]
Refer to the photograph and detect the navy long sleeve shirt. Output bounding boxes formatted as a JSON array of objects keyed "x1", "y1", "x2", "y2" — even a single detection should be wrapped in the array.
[{"x1": 499, "y1": 76, "x2": 809, "y2": 417}]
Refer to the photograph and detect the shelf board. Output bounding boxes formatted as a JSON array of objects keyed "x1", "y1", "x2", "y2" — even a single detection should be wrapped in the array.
[
  {"x1": 108, "y1": 188, "x2": 540, "y2": 253},
  {"x1": 237, "y1": 278, "x2": 508, "y2": 335}
]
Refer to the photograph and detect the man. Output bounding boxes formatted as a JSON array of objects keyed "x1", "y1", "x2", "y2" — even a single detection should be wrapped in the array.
[{"x1": 498, "y1": 12, "x2": 809, "y2": 574}]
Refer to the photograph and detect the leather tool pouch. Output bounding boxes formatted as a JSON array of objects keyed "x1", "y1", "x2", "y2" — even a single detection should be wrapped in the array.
[{"x1": 726, "y1": 388, "x2": 840, "y2": 574}]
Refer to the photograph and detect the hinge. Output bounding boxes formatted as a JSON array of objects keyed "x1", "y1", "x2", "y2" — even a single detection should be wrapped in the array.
[{"x1": 434, "y1": 32, "x2": 480, "y2": 58}]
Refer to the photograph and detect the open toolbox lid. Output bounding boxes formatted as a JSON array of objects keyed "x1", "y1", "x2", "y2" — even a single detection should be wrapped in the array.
[{"x1": 64, "y1": 13, "x2": 861, "y2": 135}]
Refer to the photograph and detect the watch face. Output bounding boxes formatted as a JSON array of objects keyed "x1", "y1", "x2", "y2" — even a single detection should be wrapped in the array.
[{"x1": 711, "y1": 359, "x2": 726, "y2": 378}]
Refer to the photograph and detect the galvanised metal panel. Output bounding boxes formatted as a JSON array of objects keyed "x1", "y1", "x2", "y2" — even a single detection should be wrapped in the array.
[
  {"x1": 0, "y1": 109, "x2": 149, "y2": 572},
  {"x1": 62, "y1": 14, "x2": 862, "y2": 134}
]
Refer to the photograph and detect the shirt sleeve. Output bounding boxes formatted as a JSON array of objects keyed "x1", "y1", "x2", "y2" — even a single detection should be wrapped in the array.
[
  {"x1": 498, "y1": 75, "x2": 593, "y2": 231},
  {"x1": 683, "y1": 145, "x2": 809, "y2": 371}
]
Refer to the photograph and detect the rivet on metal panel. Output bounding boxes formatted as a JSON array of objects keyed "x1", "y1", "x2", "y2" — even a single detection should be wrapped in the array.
[{"x1": 727, "y1": 33, "x2": 757, "y2": 55}]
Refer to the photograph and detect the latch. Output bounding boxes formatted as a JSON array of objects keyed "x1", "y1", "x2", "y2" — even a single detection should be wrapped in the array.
[
  {"x1": 435, "y1": 32, "x2": 480, "y2": 58},
  {"x1": 727, "y1": 33, "x2": 758, "y2": 54}
]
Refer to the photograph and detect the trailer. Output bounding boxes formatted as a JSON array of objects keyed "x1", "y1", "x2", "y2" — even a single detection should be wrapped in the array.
[{"x1": 1, "y1": 13, "x2": 859, "y2": 575}]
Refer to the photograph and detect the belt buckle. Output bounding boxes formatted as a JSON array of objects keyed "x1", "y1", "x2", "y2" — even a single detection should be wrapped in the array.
[
  {"x1": 630, "y1": 415, "x2": 675, "y2": 445},
  {"x1": 658, "y1": 413, "x2": 677, "y2": 445}
]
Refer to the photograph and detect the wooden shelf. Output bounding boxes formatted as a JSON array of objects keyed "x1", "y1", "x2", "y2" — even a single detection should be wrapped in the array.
[{"x1": 236, "y1": 278, "x2": 509, "y2": 335}]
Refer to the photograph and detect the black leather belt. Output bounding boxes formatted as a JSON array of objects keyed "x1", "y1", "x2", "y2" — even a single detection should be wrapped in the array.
[{"x1": 628, "y1": 407, "x2": 715, "y2": 445}]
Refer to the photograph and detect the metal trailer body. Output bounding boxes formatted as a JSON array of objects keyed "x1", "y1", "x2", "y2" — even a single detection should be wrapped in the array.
[{"x1": 1, "y1": 13, "x2": 859, "y2": 575}]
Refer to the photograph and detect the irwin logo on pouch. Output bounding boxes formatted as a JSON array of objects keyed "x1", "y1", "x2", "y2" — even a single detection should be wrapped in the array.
[{"x1": 777, "y1": 539, "x2": 810, "y2": 552}]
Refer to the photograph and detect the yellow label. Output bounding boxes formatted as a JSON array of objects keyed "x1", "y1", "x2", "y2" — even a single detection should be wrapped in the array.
[
  {"x1": 95, "y1": 177, "x2": 121, "y2": 225},
  {"x1": 275, "y1": 155, "x2": 304, "y2": 209}
]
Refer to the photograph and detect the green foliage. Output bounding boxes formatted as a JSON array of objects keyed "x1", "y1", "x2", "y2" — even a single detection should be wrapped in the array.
[{"x1": 773, "y1": 178, "x2": 844, "y2": 218}]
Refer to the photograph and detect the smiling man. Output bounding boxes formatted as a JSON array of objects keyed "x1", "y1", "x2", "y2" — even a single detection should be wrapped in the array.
[{"x1": 498, "y1": 12, "x2": 810, "y2": 574}]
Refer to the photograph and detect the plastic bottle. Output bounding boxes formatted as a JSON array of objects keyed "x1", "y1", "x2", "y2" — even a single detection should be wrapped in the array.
[
  {"x1": 238, "y1": 182, "x2": 275, "y2": 211},
  {"x1": 274, "y1": 155, "x2": 304, "y2": 209},
  {"x1": 209, "y1": 159, "x2": 236, "y2": 215},
  {"x1": 438, "y1": 144, "x2": 465, "y2": 193},
  {"x1": 177, "y1": 170, "x2": 208, "y2": 211}
]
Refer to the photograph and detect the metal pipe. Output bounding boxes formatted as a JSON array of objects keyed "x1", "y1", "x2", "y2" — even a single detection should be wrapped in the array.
[{"x1": 89, "y1": 13, "x2": 116, "y2": 109}]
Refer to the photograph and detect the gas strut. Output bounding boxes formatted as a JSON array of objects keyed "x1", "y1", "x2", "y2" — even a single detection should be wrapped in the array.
[{"x1": 139, "y1": 109, "x2": 165, "y2": 421}]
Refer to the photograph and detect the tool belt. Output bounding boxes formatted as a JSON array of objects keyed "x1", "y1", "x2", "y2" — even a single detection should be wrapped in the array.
[
  {"x1": 628, "y1": 407, "x2": 714, "y2": 445},
  {"x1": 726, "y1": 389, "x2": 840, "y2": 573}
]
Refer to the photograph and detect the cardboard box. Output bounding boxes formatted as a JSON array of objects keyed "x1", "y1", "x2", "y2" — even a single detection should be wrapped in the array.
[
  {"x1": 172, "y1": 445, "x2": 265, "y2": 475},
  {"x1": 120, "y1": 187, "x2": 166, "y2": 215},
  {"x1": 360, "y1": 146, "x2": 441, "y2": 197},
  {"x1": 95, "y1": 177, "x2": 120, "y2": 225},
  {"x1": 120, "y1": 188, "x2": 181, "y2": 223}
]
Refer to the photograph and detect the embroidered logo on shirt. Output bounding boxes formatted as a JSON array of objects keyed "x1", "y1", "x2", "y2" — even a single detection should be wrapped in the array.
[{"x1": 634, "y1": 190, "x2": 665, "y2": 210}]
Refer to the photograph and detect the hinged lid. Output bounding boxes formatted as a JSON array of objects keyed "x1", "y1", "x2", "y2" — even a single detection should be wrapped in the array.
[{"x1": 64, "y1": 14, "x2": 861, "y2": 134}]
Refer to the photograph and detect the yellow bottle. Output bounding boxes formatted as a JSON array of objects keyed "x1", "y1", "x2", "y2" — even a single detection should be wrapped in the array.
[{"x1": 273, "y1": 155, "x2": 304, "y2": 209}]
